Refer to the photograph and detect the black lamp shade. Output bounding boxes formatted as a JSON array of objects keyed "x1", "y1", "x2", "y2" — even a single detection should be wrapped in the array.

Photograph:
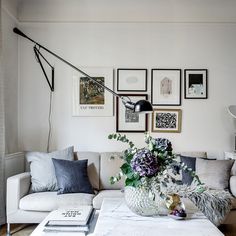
[
  {"x1": 134, "y1": 100, "x2": 153, "y2": 113},
  {"x1": 124, "y1": 100, "x2": 153, "y2": 113}
]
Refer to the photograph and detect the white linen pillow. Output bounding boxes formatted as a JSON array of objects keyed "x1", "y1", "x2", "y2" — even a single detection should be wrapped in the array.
[
  {"x1": 26, "y1": 146, "x2": 74, "y2": 192},
  {"x1": 196, "y1": 159, "x2": 234, "y2": 190}
]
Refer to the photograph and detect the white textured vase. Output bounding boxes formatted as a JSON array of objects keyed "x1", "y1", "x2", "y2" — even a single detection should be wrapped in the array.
[{"x1": 124, "y1": 186, "x2": 169, "y2": 216}]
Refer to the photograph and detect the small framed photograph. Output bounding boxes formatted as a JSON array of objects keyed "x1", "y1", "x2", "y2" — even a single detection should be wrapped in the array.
[
  {"x1": 117, "y1": 69, "x2": 147, "y2": 92},
  {"x1": 184, "y1": 69, "x2": 208, "y2": 99},
  {"x1": 116, "y1": 94, "x2": 148, "y2": 133},
  {"x1": 152, "y1": 109, "x2": 182, "y2": 133},
  {"x1": 151, "y1": 69, "x2": 181, "y2": 106}
]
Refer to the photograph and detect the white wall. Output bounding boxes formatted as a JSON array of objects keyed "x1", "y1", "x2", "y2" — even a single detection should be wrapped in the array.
[
  {"x1": 18, "y1": 22, "x2": 236, "y2": 158},
  {"x1": 17, "y1": 0, "x2": 236, "y2": 23},
  {"x1": 2, "y1": 3, "x2": 19, "y2": 154}
]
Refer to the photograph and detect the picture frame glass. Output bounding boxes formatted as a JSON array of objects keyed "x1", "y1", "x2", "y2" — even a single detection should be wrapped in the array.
[
  {"x1": 152, "y1": 109, "x2": 182, "y2": 133},
  {"x1": 152, "y1": 69, "x2": 181, "y2": 105},
  {"x1": 117, "y1": 94, "x2": 148, "y2": 132},
  {"x1": 72, "y1": 67, "x2": 114, "y2": 117},
  {"x1": 185, "y1": 70, "x2": 207, "y2": 98},
  {"x1": 117, "y1": 69, "x2": 147, "y2": 91}
]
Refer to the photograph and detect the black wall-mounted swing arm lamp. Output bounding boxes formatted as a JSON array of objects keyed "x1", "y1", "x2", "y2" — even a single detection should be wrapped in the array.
[{"x1": 13, "y1": 27, "x2": 153, "y2": 113}]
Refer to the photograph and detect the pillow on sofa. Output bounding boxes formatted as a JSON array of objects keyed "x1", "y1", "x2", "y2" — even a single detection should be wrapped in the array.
[
  {"x1": 52, "y1": 158, "x2": 94, "y2": 195},
  {"x1": 196, "y1": 159, "x2": 234, "y2": 190},
  {"x1": 26, "y1": 146, "x2": 74, "y2": 192}
]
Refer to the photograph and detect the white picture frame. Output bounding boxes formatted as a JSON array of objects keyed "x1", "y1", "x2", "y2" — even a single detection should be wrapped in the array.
[{"x1": 72, "y1": 67, "x2": 114, "y2": 117}]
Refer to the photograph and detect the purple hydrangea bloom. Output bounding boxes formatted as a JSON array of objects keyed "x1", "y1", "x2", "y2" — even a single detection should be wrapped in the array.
[
  {"x1": 154, "y1": 138, "x2": 172, "y2": 152},
  {"x1": 131, "y1": 148, "x2": 159, "y2": 177}
]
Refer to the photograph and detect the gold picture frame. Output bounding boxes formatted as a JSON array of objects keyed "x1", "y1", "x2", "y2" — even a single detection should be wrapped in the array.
[{"x1": 152, "y1": 109, "x2": 182, "y2": 133}]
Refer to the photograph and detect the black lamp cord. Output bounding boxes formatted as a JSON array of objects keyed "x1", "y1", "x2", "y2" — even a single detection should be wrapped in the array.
[
  {"x1": 34, "y1": 45, "x2": 54, "y2": 152},
  {"x1": 47, "y1": 91, "x2": 53, "y2": 153}
]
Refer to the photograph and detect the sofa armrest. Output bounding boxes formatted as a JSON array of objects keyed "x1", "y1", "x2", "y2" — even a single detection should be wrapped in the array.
[
  {"x1": 230, "y1": 176, "x2": 236, "y2": 197},
  {"x1": 7, "y1": 172, "x2": 31, "y2": 216}
]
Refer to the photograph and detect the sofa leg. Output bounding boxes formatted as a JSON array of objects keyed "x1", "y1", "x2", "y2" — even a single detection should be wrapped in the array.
[{"x1": 6, "y1": 223, "x2": 11, "y2": 236}]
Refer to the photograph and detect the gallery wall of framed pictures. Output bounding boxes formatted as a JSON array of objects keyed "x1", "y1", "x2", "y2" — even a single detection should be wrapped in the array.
[{"x1": 72, "y1": 67, "x2": 208, "y2": 133}]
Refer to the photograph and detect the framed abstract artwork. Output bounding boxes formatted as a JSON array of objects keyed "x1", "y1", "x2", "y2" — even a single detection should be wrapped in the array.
[
  {"x1": 151, "y1": 69, "x2": 181, "y2": 106},
  {"x1": 117, "y1": 69, "x2": 147, "y2": 92},
  {"x1": 116, "y1": 94, "x2": 148, "y2": 132},
  {"x1": 184, "y1": 69, "x2": 208, "y2": 99},
  {"x1": 152, "y1": 109, "x2": 182, "y2": 133},
  {"x1": 72, "y1": 67, "x2": 114, "y2": 116}
]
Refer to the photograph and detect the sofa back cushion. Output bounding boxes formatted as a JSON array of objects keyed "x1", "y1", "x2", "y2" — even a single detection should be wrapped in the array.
[
  {"x1": 99, "y1": 152, "x2": 124, "y2": 190},
  {"x1": 196, "y1": 159, "x2": 234, "y2": 190},
  {"x1": 76, "y1": 152, "x2": 100, "y2": 191}
]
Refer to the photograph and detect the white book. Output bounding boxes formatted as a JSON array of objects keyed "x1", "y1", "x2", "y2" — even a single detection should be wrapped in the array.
[
  {"x1": 46, "y1": 207, "x2": 93, "y2": 226},
  {"x1": 43, "y1": 225, "x2": 89, "y2": 232}
]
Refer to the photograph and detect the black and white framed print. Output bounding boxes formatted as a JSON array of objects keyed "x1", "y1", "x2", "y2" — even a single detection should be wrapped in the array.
[
  {"x1": 151, "y1": 69, "x2": 181, "y2": 106},
  {"x1": 116, "y1": 94, "x2": 148, "y2": 132},
  {"x1": 184, "y1": 69, "x2": 208, "y2": 99},
  {"x1": 117, "y1": 69, "x2": 147, "y2": 92},
  {"x1": 152, "y1": 109, "x2": 182, "y2": 133}
]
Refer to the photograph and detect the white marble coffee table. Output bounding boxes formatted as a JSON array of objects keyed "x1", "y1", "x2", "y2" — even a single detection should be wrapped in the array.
[{"x1": 93, "y1": 198, "x2": 224, "y2": 236}]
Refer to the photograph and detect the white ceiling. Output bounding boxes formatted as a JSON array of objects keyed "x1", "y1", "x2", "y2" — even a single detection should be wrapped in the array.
[{"x1": 5, "y1": 0, "x2": 236, "y2": 23}]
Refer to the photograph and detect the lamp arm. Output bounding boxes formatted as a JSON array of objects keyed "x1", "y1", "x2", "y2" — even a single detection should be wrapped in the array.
[{"x1": 13, "y1": 28, "x2": 121, "y2": 99}]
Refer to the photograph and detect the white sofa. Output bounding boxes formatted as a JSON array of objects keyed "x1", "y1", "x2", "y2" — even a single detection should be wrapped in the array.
[{"x1": 6, "y1": 151, "x2": 236, "y2": 234}]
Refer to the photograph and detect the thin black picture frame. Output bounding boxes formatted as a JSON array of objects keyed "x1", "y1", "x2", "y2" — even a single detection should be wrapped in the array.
[
  {"x1": 184, "y1": 69, "x2": 208, "y2": 99},
  {"x1": 151, "y1": 69, "x2": 181, "y2": 106},
  {"x1": 117, "y1": 68, "x2": 148, "y2": 92},
  {"x1": 116, "y1": 94, "x2": 148, "y2": 133}
]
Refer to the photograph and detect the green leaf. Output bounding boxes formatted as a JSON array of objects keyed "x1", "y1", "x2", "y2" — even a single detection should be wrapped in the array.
[{"x1": 120, "y1": 163, "x2": 131, "y2": 175}]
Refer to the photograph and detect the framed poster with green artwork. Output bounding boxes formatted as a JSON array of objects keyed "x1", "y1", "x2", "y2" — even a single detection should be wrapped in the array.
[{"x1": 72, "y1": 67, "x2": 114, "y2": 116}]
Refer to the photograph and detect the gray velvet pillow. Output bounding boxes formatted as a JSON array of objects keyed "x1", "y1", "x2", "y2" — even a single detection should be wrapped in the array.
[
  {"x1": 26, "y1": 146, "x2": 74, "y2": 192},
  {"x1": 180, "y1": 156, "x2": 196, "y2": 185},
  {"x1": 196, "y1": 159, "x2": 234, "y2": 190},
  {"x1": 52, "y1": 158, "x2": 94, "y2": 195}
]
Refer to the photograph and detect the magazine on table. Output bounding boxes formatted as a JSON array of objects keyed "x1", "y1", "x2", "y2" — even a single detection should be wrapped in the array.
[
  {"x1": 45, "y1": 206, "x2": 94, "y2": 227},
  {"x1": 43, "y1": 208, "x2": 95, "y2": 235}
]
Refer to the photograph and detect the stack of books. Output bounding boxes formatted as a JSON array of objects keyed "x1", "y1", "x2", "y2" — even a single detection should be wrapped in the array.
[{"x1": 43, "y1": 206, "x2": 94, "y2": 235}]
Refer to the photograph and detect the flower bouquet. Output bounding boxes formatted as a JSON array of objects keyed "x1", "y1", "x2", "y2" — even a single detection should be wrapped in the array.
[{"x1": 108, "y1": 133, "x2": 204, "y2": 216}]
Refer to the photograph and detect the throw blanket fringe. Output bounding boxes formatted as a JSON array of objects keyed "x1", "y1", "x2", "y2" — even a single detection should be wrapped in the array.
[{"x1": 188, "y1": 190, "x2": 233, "y2": 226}]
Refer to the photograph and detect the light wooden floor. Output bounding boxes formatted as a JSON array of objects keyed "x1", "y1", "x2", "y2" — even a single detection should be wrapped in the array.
[{"x1": 1, "y1": 224, "x2": 236, "y2": 236}]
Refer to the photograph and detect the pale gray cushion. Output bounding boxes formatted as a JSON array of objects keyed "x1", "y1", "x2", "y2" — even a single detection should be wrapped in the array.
[
  {"x1": 100, "y1": 152, "x2": 125, "y2": 190},
  {"x1": 196, "y1": 159, "x2": 234, "y2": 190},
  {"x1": 93, "y1": 190, "x2": 124, "y2": 209},
  {"x1": 76, "y1": 152, "x2": 100, "y2": 190},
  {"x1": 26, "y1": 146, "x2": 74, "y2": 192},
  {"x1": 19, "y1": 191, "x2": 94, "y2": 211}
]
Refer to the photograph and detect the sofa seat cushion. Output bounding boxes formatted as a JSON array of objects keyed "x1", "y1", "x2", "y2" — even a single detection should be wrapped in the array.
[
  {"x1": 93, "y1": 190, "x2": 124, "y2": 209},
  {"x1": 19, "y1": 192, "x2": 94, "y2": 211}
]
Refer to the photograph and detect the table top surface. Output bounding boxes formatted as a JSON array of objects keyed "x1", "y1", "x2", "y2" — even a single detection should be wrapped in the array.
[
  {"x1": 93, "y1": 198, "x2": 224, "y2": 236},
  {"x1": 31, "y1": 197, "x2": 224, "y2": 236}
]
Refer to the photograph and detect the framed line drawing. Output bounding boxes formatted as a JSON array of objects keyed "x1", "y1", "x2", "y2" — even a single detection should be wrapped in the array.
[
  {"x1": 184, "y1": 69, "x2": 208, "y2": 99},
  {"x1": 151, "y1": 69, "x2": 181, "y2": 106},
  {"x1": 117, "y1": 69, "x2": 147, "y2": 92},
  {"x1": 72, "y1": 67, "x2": 114, "y2": 117},
  {"x1": 116, "y1": 94, "x2": 148, "y2": 132},
  {"x1": 152, "y1": 109, "x2": 182, "y2": 133}
]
